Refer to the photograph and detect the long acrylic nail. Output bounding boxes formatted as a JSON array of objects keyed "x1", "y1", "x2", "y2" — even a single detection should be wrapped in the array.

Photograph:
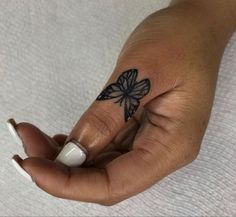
[
  {"x1": 6, "y1": 118, "x2": 23, "y2": 146},
  {"x1": 11, "y1": 155, "x2": 33, "y2": 182}
]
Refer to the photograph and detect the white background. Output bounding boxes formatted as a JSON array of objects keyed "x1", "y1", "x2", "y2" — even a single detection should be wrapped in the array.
[{"x1": 0, "y1": 0, "x2": 236, "y2": 216}]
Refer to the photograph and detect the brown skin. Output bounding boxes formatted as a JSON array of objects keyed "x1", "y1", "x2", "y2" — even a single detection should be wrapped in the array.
[{"x1": 12, "y1": 0, "x2": 236, "y2": 205}]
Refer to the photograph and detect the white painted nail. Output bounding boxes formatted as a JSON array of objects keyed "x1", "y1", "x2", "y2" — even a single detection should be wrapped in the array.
[
  {"x1": 54, "y1": 140, "x2": 87, "y2": 167},
  {"x1": 11, "y1": 158, "x2": 33, "y2": 182},
  {"x1": 6, "y1": 118, "x2": 23, "y2": 146}
]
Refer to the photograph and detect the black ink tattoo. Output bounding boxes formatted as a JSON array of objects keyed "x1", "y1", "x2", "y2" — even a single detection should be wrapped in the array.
[{"x1": 96, "y1": 69, "x2": 151, "y2": 122}]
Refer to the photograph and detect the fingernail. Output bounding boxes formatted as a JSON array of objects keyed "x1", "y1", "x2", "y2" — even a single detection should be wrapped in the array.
[
  {"x1": 11, "y1": 156, "x2": 33, "y2": 182},
  {"x1": 54, "y1": 139, "x2": 87, "y2": 167},
  {"x1": 6, "y1": 118, "x2": 23, "y2": 146}
]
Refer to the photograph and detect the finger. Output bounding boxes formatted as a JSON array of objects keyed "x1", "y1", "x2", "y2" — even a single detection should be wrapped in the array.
[
  {"x1": 92, "y1": 151, "x2": 122, "y2": 168},
  {"x1": 52, "y1": 134, "x2": 68, "y2": 147},
  {"x1": 19, "y1": 156, "x2": 110, "y2": 204},
  {"x1": 57, "y1": 63, "x2": 169, "y2": 167},
  {"x1": 7, "y1": 119, "x2": 59, "y2": 159},
  {"x1": 112, "y1": 117, "x2": 140, "y2": 152},
  {"x1": 12, "y1": 87, "x2": 204, "y2": 205},
  {"x1": 102, "y1": 117, "x2": 139, "y2": 153},
  {"x1": 84, "y1": 151, "x2": 122, "y2": 168},
  {"x1": 66, "y1": 68, "x2": 153, "y2": 160},
  {"x1": 19, "y1": 134, "x2": 174, "y2": 205}
]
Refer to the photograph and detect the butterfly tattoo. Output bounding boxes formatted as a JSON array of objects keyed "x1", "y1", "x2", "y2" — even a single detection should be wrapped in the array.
[{"x1": 96, "y1": 69, "x2": 151, "y2": 122}]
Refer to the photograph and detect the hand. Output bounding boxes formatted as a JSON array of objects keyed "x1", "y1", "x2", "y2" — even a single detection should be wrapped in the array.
[{"x1": 10, "y1": 0, "x2": 236, "y2": 205}]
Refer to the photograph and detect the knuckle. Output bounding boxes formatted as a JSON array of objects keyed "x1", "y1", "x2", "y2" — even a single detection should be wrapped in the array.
[{"x1": 84, "y1": 109, "x2": 117, "y2": 138}]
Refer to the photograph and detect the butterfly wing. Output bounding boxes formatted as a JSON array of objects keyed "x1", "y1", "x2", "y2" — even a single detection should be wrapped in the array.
[
  {"x1": 129, "y1": 79, "x2": 150, "y2": 99},
  {"x1": 117, "y1": 69, "x2": 138, "y2": 91},
  {"x1": 96, "y1": 69, "x2": 150, "y2": 122},
  {"x1": 96, "y1": 83, "x2": 123, "y2": 100},
  {"x1": 124, "y1": 96, "x2": 140, "y2": 122},
  {"x1": 123, "y1": 78, "x2": 150, "y2": 121}
]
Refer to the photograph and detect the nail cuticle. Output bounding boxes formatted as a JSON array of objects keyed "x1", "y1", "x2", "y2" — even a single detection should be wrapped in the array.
[{"x1": 68, "y1": 138, "x2": 88, "y2": 156}]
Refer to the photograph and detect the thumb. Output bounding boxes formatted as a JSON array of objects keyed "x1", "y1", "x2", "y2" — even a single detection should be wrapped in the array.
[{"x1": 55, "y1": 66, "x2": 157, "y2": 167}]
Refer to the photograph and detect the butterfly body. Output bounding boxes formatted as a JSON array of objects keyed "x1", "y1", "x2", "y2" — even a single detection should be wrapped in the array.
[{"x1": 96, "y1": 69, "x2": 151, "y2": 122}]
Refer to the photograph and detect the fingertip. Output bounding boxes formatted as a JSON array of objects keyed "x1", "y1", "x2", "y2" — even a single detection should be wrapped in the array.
[
  {"x1": 10, "y1": 122, "x2": 59, "y2": 159},
  {"x1": 21, "y1": 157, "x2": 70, "y2": 195},
  {"x1": 11, "y1": 155, "x2": 34, "y2": 183}
]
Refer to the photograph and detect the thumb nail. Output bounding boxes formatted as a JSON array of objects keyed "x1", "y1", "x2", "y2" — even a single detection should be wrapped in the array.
[{"x1": 54, "y1": 140, "x2": 87, "y2": 167}]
